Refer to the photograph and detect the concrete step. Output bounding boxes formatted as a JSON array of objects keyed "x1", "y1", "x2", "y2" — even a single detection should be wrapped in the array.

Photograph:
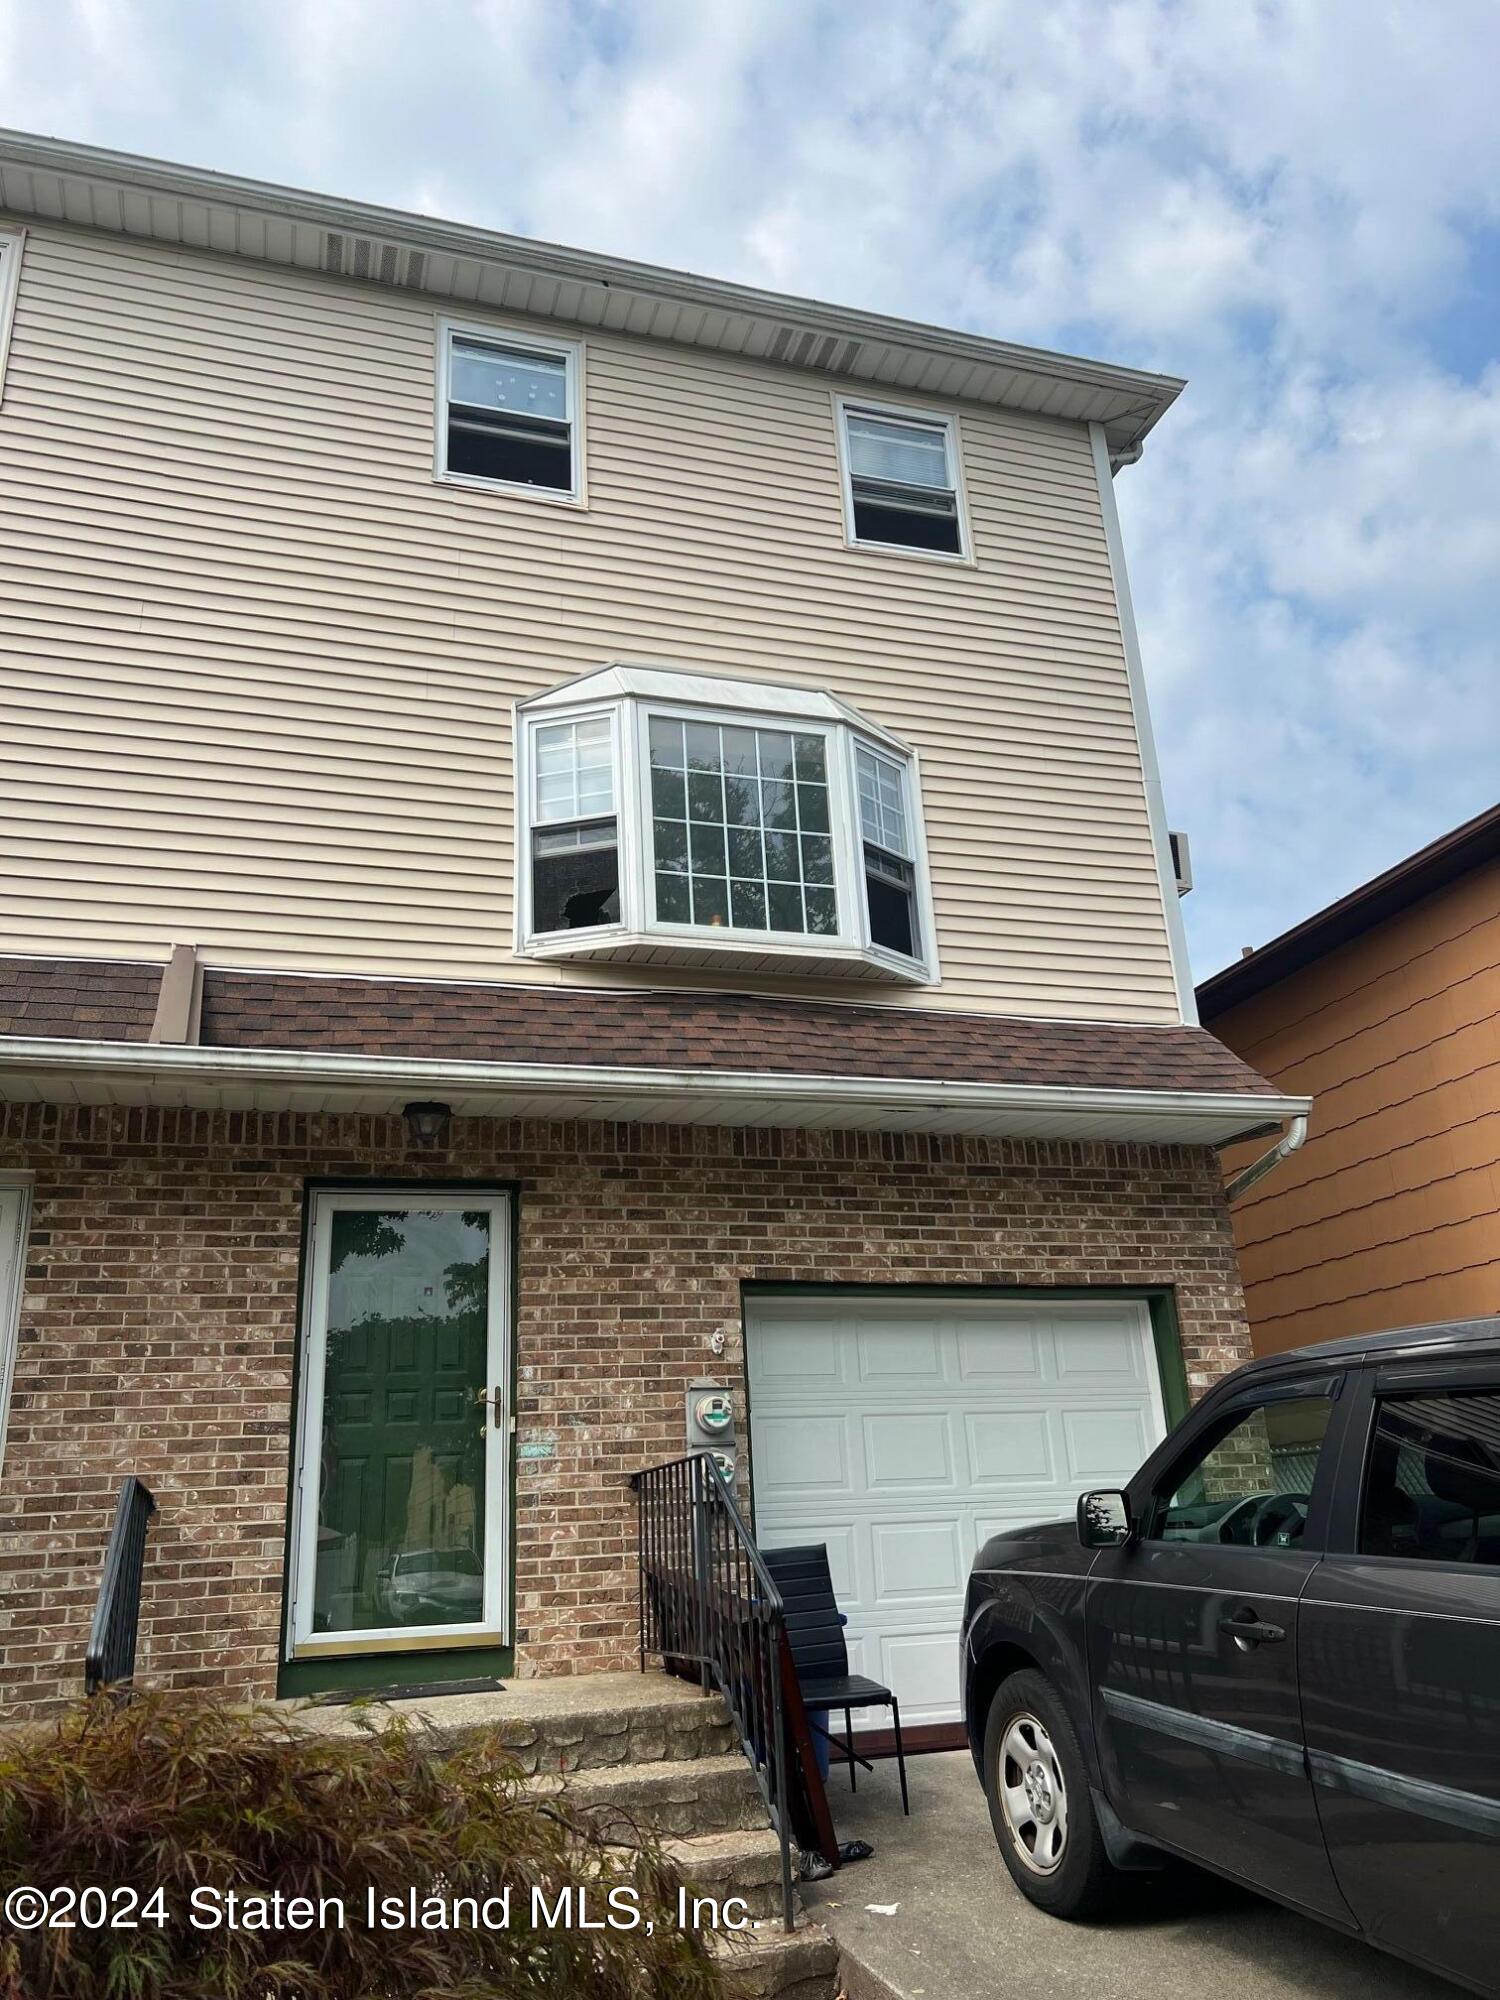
[
  {"x1": 664, "y1": 1825, "x2": 793, "y2": 1925},
  {"x1": 712, "y1": 1921, "x2": 840, "y2": 2000},
  {"x1": 539, "y1": 1752, "x2": 768, "y2": 1841},
  {"x1": 296, "y1": 1669, "x2": 737, "y2": 1776}
]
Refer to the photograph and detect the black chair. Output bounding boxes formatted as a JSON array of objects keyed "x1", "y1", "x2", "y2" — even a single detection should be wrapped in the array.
[{"x1": 761, "y1": 1542, "x2": 909, "y2": 1815}]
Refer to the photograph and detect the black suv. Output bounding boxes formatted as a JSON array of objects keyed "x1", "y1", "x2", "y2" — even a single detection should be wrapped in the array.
[{"x1": 961, "y1": 1316, "x2": 1500, "y2": 1996}]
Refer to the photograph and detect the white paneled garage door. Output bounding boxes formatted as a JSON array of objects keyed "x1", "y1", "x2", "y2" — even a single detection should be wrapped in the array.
[{"x1": 746, "y1": 1295, "x2": 1167, "y2": 1726}]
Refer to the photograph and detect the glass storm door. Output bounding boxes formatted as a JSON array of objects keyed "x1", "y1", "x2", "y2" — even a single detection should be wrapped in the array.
[{"x1": 288, "y1": 1192, "x2": 511, "y2": 1659}]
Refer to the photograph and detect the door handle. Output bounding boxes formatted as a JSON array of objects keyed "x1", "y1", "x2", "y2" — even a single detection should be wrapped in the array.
[
  {"x1": 474, "y1": 1386, "x2": 504, "y2": 1430},
  {"x1": 1218, "y1": 1609, "x2": 1286, "y2": 1649}
]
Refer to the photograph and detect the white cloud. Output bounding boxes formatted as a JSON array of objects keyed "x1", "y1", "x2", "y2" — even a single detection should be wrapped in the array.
[{"x1": 0, "y1": 0, "x2": 1497, "y2": 976}]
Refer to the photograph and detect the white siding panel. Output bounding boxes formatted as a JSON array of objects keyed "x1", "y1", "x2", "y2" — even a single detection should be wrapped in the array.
[{"x1": 0, "y1": 227, "x2": 1179, "y2": 1021}]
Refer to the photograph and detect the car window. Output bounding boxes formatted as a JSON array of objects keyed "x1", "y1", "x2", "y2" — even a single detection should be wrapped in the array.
[
  {"x1": 1149, "y1": 1394, "x2": 1335, "y2": 1546},
  {"x1": 1360, "y1": 1387, "x2": 1500, "y2": 1565}
]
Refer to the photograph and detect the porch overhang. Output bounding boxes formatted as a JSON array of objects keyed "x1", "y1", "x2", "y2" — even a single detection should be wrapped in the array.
[{"x1": 0, "y1": 1036, "x2": 1308, "y2": 1147}]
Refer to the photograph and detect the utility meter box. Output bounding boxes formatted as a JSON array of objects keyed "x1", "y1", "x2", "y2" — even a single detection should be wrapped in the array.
[{"x1": 686, "y1": 1378, "x2": 737, "y2": 1482}]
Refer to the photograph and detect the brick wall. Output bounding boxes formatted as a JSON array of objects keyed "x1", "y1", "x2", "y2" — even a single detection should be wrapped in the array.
[{"x1": 0, "y1": 1104, "x2": 1251, "y2": 1718}]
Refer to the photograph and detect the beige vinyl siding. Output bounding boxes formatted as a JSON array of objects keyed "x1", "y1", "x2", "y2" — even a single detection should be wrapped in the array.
[{"x1": 0, "y1": 225, "x2": 1179, "y2": 1022}]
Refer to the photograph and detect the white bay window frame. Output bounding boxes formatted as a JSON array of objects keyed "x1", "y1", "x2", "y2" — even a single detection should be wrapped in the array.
[{"x1": 513, "y1": 667, "x2": 939, "y2": 984}]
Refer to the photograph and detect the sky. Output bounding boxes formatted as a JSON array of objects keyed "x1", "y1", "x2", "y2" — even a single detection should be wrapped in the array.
[{"x1": 1, "y1": 0, "x2": 1497, "y2": 980}]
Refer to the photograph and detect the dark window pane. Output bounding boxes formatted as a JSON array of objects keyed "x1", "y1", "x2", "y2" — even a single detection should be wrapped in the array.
[
  {"x1": 688, "y1": 771, "x2": 723, "y2": 822},
  {"x1": 764, "y1": 832, "x2": 799, "y2": 881},
  {"x1": 691, "y1": 875, "x2": 729, "y2": 927},
  {"x1": 1154, "y1": 1397, "x2": 1332, "y2": 1543},
  {"x1": 730, "y1": 879, "x2": 767, "y2": 929},
  {"x1": 1360, "y1": 1391, "x2": 1500, "y2": 1566},
  {"x1": 721, "y1": 725, "x2": 759, "y2": 775},
  {"x1": 801, "y1": 834, "x2": 835, "y2": 885},
  {"x1": 532, "y1": 840, "x2": 619, "y2": 932},
  {"x1": 689, "y1": 822, "x2": 727, "y2": 877},
  {"x1": 447, "y1": 420, "x2": 571, "y2": 491},
  {"x1": 684, "y1": 722, "x2": 721, "y2": 771},
  {"x1": 722, "y1": 773, "x2": 759, "y2": 824},
  {"x1": 767, "y1": 882, "x2": 805, "y2": 932},
  {"x1": 655, "y1": 872, "x2": 690, "y2": 923},
  {"x1": 852, "y1": 491, "x2": 962, "y2": 554},
  {"x1": 728, "y1": 826, "x2": 765, "y2": 878},
  {"x1": 649, "y1": 717, "x2": 685, "y2": 769},
  {"x1": 797, "y1": 783, "x2": 830, "y2": 833},
  {"x1": 653, "y1": 818, "x2": 688, "y2": 872},
  {"x1": 757, "y1": 731, "x2": 795, "y2": 783},
  {"x1": 866, "y1": 866, "x2": 916, "y2": 957},
  {"x1": 651, "y1": 767, "x2": 686, "y2": 818},
  {"x1": 793, "y1": 735, "x2": 827, "y2": 782},
  {"x1": 804, "y1": 886, "x2": 838, "y2": 935},
  {"x1": 761, "y1": 781, "x2": 797, "y2": 830}
]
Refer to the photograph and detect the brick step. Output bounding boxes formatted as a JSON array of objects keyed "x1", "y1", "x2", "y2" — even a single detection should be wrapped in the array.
[
  {"x1": 537, "y1": 1752, "x2": 768, "y2": 1841},
  {"x1": 664, "y1": 1825, "x2": 793, "y2": 1925},
  {"x1": 711, "y1": 1921, "x2": 840, "y2": 2000}
]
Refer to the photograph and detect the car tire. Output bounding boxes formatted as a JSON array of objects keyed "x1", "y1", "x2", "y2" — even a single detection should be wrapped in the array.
[{"x1": 983, "y1": 1668, "x2": 1119, "y2": 1918}]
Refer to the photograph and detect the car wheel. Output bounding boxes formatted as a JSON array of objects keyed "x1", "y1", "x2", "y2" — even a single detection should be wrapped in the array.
[{"x1": 983, "y1": 1668, "x2": 1118, "y2": 1918}]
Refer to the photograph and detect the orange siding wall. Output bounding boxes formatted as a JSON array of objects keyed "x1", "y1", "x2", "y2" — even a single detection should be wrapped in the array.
[{"x1": 1210, "y1": 858, "x2": 1500, "y2": 1354}]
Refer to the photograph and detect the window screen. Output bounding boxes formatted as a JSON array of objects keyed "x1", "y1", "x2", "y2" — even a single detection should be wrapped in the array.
[
  {"x1": 446, "y1": 335, "x2": 573, "y2": 492},
  {"x1": 530, "y1": 717, "x2": 618, "y2": 932},
  {"x1": 1360, "y1": 1388, "x2": 1500, "y2": 1566},
  {"x1": 857, "y1": 745, "x2": 919, "y2": 958},
  {"x1": 845, "y1": 408, "x2": 962, "y2": 554},
  {"x1": 648, "y1": 716, "x2": 837, "y2": 936}
]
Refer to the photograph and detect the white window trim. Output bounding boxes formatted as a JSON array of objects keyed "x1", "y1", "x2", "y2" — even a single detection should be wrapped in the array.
[
  {"x1": 512, "y1": 675, "x2": 941, "y2": 984},
  {"x1": 833, "y1": 391, "x2": 973, "y2": 565},
  {"x1": 0, "y1": 1174, "x2": 34, "y2": 1484},
  {"x1": 434, "y1": 315, "x2": 586, "y2": 506},
  {"x1": 0, "y1": 227, "x2": 25, "y2": 405}
]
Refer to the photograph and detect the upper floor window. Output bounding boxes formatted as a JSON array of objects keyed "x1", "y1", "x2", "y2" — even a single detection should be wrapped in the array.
[
  {"x1": 837, "y1": 397, "x2": 967, "y2": 559},
  {"x1": 437, "y1": 320, "x2": 582, "y2": 501},
  {"x1": 515, "y1": 666, "x2": 938, "y2": 984}
]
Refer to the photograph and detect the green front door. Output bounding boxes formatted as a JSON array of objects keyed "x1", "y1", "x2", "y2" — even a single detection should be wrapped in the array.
[{"x1": 288, "y1": 1192, "x2": 511, "y2": 1662}]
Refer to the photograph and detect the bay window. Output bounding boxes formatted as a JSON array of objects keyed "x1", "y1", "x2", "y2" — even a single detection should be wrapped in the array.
[{"x1": 515, "y1": 666, "x2": 937, "y2": 983}]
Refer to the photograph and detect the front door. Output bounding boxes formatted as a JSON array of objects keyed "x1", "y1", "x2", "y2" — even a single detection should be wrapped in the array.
[
  {"x1": 1087, "y1": 1376, "x2": 1351, "y2": 1922},
  {"x1": 287, "y1": 1191, "x2": 511, "y2": 1664},
  {"x1": 1301, "y1": 1361, "x2": 1500, "y2": 1992}
]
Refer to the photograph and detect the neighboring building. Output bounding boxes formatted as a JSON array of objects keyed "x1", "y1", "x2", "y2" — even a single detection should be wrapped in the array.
[
  {"x1": 1200, "y1": 804, "x2": 1500, "y2": 1357},
  {"x1": 0, "y1": 131, "x2": 1300, "y2": 1724}
]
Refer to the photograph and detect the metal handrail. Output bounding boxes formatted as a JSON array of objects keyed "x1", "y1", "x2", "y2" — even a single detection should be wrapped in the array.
[
  {"x1": 84, "y1": 1476, "x2": 157, "y2": 1696},
  {"x1": 631, "y1": 1453, "x2": 796, "y2": 1932}
]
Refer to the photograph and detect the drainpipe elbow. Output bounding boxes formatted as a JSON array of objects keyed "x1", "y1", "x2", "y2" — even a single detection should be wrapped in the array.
[{"x1": 1224, "y1": 1114, "x2": 1308, "y2": 1204}]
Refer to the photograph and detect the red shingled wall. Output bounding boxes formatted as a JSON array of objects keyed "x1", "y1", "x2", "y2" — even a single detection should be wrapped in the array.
[{"x1": 0, "y1": 1104, "x2": 1251, "y2": 1718}]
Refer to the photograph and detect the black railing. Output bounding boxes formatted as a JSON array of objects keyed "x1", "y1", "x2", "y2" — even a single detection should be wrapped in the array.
[
  {"x1": 84, "y1": 1476, "x2": 157, "y2": 1697},
  {"x1": 632, "y1": 1454, "x2": 796, "y2": 1932}
]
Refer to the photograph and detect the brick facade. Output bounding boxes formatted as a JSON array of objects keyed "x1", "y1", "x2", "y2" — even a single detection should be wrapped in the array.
[{"x1": 0, "y1": 1103, "x2": 1252, "y2": 1719}]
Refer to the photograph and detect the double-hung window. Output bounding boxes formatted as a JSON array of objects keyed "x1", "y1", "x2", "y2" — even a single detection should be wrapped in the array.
[
  {"x1": 438, "y1": 321, "x2": 581, "y2": 499},
  {"x1": 515, "y1": 666, "x2": 937, "y2": 983},
  {"x1": 838, "y1": 398, "x2": 966, "y2": 557}
]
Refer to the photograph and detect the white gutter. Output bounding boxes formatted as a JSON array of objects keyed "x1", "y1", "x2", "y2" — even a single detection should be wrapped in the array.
[
  {"x1": 0, "y1": 1034, "x2": 1310, "y2": 1141},
  {"x1": 1223, "y1": 1115, "x2": 1309, "y2": 1202}
]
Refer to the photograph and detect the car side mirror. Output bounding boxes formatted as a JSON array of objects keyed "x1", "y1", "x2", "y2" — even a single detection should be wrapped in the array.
[{"x1": 1078, "y1": 1488, "x2": 1134, "y2": 1549}]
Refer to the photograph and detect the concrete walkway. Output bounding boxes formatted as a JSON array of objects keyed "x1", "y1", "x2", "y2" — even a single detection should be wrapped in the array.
[{"x1": 801, "y1": 1751, "x2": 1457, "y2": 2000}]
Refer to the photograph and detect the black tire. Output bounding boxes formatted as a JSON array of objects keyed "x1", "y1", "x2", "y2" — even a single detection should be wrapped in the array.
[{"x1": 983, "y1": 1667, "x2": 1119, "y2": 1918}]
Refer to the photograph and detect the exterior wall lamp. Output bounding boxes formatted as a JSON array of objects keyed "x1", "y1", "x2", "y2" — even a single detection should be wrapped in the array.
[{"x1": 401, "y1": 1100, "x2": 453, "y2": 1148}]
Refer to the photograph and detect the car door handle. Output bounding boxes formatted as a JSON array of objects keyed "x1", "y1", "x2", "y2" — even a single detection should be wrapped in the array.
[{"x1": 1218, "y1": 1610, "x2": 1286, "y2": 1648}]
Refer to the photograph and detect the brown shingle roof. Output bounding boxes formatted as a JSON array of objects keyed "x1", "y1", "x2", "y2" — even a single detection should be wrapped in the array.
[
  {"x1": 0, "y1": 956, "x2": 1278, "y2": 1098},
  {"x1": 0, "y1": 956, "x2": 161, "y2": 1042}
]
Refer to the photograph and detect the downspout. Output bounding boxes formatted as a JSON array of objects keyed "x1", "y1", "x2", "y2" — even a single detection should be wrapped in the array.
[{"x1": 1223, "y1": 1115, "x2": 1308, "y2": 1203}]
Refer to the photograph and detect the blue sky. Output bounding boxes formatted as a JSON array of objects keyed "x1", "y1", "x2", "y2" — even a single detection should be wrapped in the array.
[{"x1": 2, "y1": 0, "x2": 1497, "y2": 979}]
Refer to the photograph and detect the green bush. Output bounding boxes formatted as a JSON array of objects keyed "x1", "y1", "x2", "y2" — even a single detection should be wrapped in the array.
[{"x1": 0, "y1": 1690, "x2": 726, "y2": 1999}]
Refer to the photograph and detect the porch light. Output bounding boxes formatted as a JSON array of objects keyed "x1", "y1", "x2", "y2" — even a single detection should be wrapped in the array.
[{"x1": 402, "y1": 1100, "x2": 452, "y2": 1148}]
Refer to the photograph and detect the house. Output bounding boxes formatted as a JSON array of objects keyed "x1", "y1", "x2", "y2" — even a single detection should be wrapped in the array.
[
  {"x1": 0, "y1": 130, "x2": 1303, "y2": 1728},
  {"x1": 1199, "y1": 802, "x2": 1500, "y2": 1356}
]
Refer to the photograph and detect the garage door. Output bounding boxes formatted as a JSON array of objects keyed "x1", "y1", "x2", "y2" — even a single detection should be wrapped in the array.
[{"x1": 745, "y1": 1295, "x2": 1167, "y2": 1726}]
